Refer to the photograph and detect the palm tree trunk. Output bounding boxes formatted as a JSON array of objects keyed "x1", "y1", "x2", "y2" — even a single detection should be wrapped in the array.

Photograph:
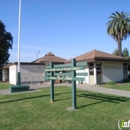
[{"x1": 118, "y1": 39, "x2": 122, "y2": 56}]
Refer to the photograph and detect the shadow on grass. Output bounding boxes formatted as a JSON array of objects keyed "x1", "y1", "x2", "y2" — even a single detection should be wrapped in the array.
[
  {"x1": 0, "y1": 94, "x2": 50, "y2": 104},
  {"x1": 1, "y1": 91, "x2": 129, "y2": 110},
  {"x1": 0, "y1": 91, "x2": 84, "y2": 104},
  {"x1": 77, "y1": 93, "x2": 130, "y2": 109}
]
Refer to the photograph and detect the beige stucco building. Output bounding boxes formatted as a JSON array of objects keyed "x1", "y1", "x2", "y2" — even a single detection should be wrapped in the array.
[
  {"x1": 1, "y1": 50, "x2": 130, "y2": 85},
  {"x1": 1, "y1": 52, "x2": 67, "y2": 85},
  {"x1": 66, "y1": 50, "x2": 130, "y2": 85},
  {"x1": 2, "y1": 63, "x2": 45, "y2": 85}
]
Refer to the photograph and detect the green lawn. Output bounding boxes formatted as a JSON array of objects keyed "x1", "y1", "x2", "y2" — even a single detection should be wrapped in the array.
[
  {"x1": 0, "y1": 86, "x2": 130, "y2": 130},
  {"x1": 0, "y1": 82, "x2": 11, "y2": 90},
  {"x1": 100, "y1": 83, "x2": 130, "y2": 91}
]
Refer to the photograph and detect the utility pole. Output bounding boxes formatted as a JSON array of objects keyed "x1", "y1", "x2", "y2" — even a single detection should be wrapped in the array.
[{"x1": 37, "y1": 51, "x2": 40, "y2": 59}]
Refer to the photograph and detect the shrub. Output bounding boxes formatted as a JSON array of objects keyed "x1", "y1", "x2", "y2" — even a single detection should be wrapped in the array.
[
  {"x1": 123, "y1": 78, "x2": 130, "y2": 83},
  {"x1": 106, "y1": 81, "x2": 116, "y2": 85}
]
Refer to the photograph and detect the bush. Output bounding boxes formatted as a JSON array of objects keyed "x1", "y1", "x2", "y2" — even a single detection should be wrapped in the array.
[
  {"x1": 123, "y1": 78, "x2": 130, "y2": 83},
  {"x1": 106, "y1": 81, "x2": 116, "y2": 85}
]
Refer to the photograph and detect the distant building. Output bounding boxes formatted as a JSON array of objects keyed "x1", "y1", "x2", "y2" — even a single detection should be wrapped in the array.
[
  {"x1": 65, "y1": 50, "x2": 130, "y2": 85},
  {"x1": 1, "y1": 52, "x2": 67, "y2": 85}
]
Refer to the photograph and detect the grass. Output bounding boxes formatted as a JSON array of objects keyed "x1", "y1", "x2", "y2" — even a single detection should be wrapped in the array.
[
  {"x1": 0, "y1": 86, "x2": 130, "y2": 130},
  {"x1": 0, "y1": 82, "x2": 12, "y2": 90},
  {"x1": 100, "y1": 83, "x2": 130, "y2": 91},
  {"x1": 106, "y1": 81, "x2": 116, "y2": 85}
]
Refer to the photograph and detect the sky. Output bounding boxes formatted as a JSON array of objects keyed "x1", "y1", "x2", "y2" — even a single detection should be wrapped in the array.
[{"x1": 0, "y1": 0, "x2": 130, "y2": 62}]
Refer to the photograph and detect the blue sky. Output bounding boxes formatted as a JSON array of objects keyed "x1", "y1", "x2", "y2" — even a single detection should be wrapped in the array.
[{"x1": 0, "y1": 0, "x2": 130, "y2": 62}]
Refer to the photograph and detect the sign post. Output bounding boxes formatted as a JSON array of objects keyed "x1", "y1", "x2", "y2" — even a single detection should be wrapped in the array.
[
  {"x1": 50, "y1": 62, "x2": 54, "y2": 102},
  {"x1": 43, "y1": 59, "x2": 87, "y2": 110},
  {"x1": 71, "y1": 59, "x2": 76, "y2": 109}
]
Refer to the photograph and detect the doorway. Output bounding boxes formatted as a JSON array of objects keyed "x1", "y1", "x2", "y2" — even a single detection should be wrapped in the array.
[
  {"x1": 96, "y1": 63, "x2": 102, "y2": 84},
  {"x1": 123, "y1": 63, "x2": 128, "y2": 79},
  {"x1": 89, "y1": 63, "x2": 94, "y2": 84}
]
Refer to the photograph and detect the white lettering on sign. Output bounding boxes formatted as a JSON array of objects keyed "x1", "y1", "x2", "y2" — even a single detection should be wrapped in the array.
[
  {"x1": 49, "y1": 77, "x2": 72, "y2": 80},
  {"x1": 45, "y1": 67, "x2": 82, "y2": 72}
]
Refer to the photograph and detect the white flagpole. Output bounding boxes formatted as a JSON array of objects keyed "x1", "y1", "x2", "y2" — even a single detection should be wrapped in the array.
[{"x1": 17, "y1": 0, "x2": 22, "y2": 85}]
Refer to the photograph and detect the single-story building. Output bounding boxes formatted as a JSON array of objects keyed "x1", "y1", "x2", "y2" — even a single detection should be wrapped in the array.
[
  {"x1": 2, "y1": 52, "x2": 67, "y2": 85},
  {"x1": 32, "y1": 52, "x2": 67, "y2": 83},
  {"x1": 65, "y1": 50, "x2": 130, "y2": 85},
  {"x1": 2, "y1": 50, "x2": 129, "y2": 85},
  {"x1": 2, "y1": 62, "x2": 45, "y2": 85}
]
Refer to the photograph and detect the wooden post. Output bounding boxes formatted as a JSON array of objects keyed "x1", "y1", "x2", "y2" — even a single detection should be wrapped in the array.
[
  {"x1": 71, "y1": 59, "x2": 76, "y2": 109},
  {"x1": 50, "y1": 62, "x2": 54, "y2": 102}
]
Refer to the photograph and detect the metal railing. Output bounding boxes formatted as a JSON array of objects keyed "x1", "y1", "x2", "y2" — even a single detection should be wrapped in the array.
[{"x1": 20, "y1": 76, "x2": 43, "y2": 85}]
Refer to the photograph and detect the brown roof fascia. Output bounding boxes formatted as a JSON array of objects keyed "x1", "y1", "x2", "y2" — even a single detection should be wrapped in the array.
[
  {"x1": 64, "y1": 58, "x2": 130, "y2": 63},
  {"x1": 14, "y1": 62, "x2": 45, "y2": 65},
  {"x1": 64, "y1": 59, "x2": 95, "y2": 63},
  {"x1": 94, "y1": 57, "x2": 129, "y2": 62}
]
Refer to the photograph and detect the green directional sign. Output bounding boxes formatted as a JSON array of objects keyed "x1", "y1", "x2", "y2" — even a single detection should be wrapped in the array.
[
  {"x1": 45, "y1": 61, "x2": 87, "y2": 69},
  {"x1": 44, "y1": 76, "x2": 84, "y2": 81},
  {"x1": 43, "y1": 59, "x2": 87, "y2": 110},
  {"x1": 45, "y1": 66, "x2": 84, "y2": 72},
  {"x1": 46, "y1": 72, "x2": 88, "y2": 76}
]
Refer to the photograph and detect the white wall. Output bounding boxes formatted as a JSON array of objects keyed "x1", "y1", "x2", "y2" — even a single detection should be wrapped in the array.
[
  {"x1": 9, "y1": 64, "x2": 45, "y2": 85},
  {"x1": 94, "y1": 63, "x2": 96, "y2": 84},
  {"x1": 2, "y1": 69, "x2": 6, "y2": 81},
  {"x1": 76, "y1": 66, "x2": 89, "y2": 84},
  {"x1": 75, "y1": 61, "x2": 124, "y2": 84},
  {"x1": 102, "y1": 62, "x2": 123, "y2": 83},
  {"x1": 9, "y1": 65, "x2": 17, "y2": 85},
  {"x1": 20, "y1": 64, "x2": 45, "y2": 83}
]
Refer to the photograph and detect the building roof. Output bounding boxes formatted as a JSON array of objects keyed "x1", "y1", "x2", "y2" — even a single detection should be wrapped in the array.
[
  {"x1": 32, "y1": 52, "x2": 67, "y2": 63},
  {"x1": 65, "y1": 49, "x2": 129, "y2": 62}
]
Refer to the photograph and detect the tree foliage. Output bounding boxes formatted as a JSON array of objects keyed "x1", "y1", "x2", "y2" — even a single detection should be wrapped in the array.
[
  {"x1": 107, "y1": 11, "x2": 130, "y2": 56},
  {"x1": 112, "y1": 49, "x2": 119, "y2": 56},
  {"x1": 123, "y1": 47, "x2": 129, "y2": 57},
  {"x1": 0, "y1": 20, "x2": 13, "y2": 67},
  {"x1": 113, "y1": 47, "x2": 130, "y2": 59}
]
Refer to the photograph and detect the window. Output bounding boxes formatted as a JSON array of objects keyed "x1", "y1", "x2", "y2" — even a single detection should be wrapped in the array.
[
  {"x1": 123, "y1": 63, "x2": 127, "y2": 75},
  {"x1": 89, "y1": 63, "x2": 94, "y2": 75},
  {"x1": 96, "y1": 63, "x2": 102, "y2": 75}
]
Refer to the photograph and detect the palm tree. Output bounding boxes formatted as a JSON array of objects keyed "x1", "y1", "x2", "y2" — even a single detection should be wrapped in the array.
[{"x1": 106, "y1": 11, "x2": 130, "y2": 56}]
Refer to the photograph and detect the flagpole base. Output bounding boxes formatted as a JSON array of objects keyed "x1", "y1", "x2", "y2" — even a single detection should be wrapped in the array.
[{"x1": 16, "y1": 72, "x2": 21, "y2": 85}]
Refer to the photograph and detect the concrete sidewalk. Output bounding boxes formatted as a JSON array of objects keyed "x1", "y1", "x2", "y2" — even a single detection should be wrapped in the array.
[
  {"x1": 76, "y1": 84, "x2": 130, "y2": 98},
  {"x1": 31, "y1": 83, "x2": 130, "y2": 98},
  {"x1": 0, "y1": 83, "x2": 130, "y2": 98}
]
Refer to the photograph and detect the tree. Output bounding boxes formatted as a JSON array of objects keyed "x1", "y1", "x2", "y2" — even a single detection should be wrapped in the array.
[
  {"x1": 106, "y1": 11, "x2": 130, "y2": 56},
  {"x1": 113, "y1": 47, "x2": 130, "y2": 59},
  {"x1": 123, "y1": 47, "x2": 129, "y2": 57},
  {"x1": 112, "y1": 49, "x2": 119, "y2": 56},
  {"x1": 0, "y1": 20, "x2": 13, "y2": 67}
]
